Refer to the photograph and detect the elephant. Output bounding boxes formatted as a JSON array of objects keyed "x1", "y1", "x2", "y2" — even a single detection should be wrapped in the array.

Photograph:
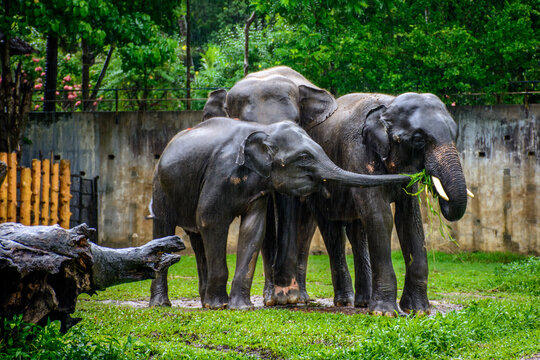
[
  {"x1": 176, "y1": 66, "x2": 338, "y2": 307},
  {"x1": 149, "y1": 117, "x2": 409, "y2": 309},
  {"x1": 287, "y1": 92, "x2": 472, "y2": 315}
]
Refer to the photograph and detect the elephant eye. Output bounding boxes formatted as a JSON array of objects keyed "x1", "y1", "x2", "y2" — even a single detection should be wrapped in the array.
[
  {"x1": 412, "y1": 133, "x2": 425, "y2": 148},
  {"x1": 296, "y1": 152, "x2": 313, "y2": 162}
]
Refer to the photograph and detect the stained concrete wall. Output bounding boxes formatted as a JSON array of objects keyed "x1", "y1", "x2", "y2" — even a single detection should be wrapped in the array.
[{"x1": 22, "y1": 105, "x2": 539, "y2": 254}]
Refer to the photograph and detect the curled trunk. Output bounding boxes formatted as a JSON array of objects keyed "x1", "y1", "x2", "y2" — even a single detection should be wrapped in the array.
[{"x1": 426, "y1": 143, "x2": 468, "y2": 221}]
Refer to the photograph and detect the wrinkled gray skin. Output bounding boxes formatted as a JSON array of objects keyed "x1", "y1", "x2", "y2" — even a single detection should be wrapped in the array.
[
  {"x1": 293, "y1": 93, "x2": 468, "y2": 315},
  {"x1": 178, "y1": 66, "x2": 338, "y2": 307},
  {"x1": 150, "y1": 117, "x2": 409, "y2": 309}
]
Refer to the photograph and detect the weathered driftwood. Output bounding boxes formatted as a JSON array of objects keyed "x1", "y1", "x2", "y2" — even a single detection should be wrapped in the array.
[{"x1": 0, "y1": 223, "x2": 184, "y2": 332}]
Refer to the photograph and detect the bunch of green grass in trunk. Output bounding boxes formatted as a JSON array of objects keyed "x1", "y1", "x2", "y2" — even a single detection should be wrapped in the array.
[{"x1": 403, "y1": 169, "x2": 455, "y2": 243}]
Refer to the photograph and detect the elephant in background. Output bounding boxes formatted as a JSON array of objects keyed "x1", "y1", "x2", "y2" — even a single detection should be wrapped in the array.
[
  {"x1": 288, "y1": 92, "x2": 472, "y2": 315},
  {"x1": 183, "y1": 66, "x2": 338, "y2": 307},
  {"x1": 150, "y1": 117, "x2": 409, "y2": 309}
]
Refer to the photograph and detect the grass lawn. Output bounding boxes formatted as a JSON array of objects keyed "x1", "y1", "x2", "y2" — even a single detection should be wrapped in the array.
[{"x1": 2, "y1": 251, "x2": 539, "y2": 359}]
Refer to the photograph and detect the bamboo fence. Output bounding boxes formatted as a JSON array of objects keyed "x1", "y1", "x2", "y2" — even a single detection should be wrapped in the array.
[{"x1": 0, "y1": 153, "x2": 71, "y2": 228}]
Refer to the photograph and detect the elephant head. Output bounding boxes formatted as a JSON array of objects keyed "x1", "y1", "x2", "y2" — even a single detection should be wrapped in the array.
[
  {"x1": 236, "y1": 121, "x2": 409, "y2": 198},
  {"x1": 203, "y1": 66, "x2": 337, "y2": 129},
  {"x1": 363, "y1": 92, "x2": 470, "y2": 221}
]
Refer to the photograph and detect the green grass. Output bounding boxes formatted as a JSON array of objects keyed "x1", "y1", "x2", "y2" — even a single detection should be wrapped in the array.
[{"x1": 4, "y1": 252, "x2": 539, "y2": 359}]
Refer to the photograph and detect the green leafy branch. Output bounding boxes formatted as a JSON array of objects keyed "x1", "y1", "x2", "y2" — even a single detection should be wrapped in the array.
[{"x1": 402, "y1": 169, "x2": 457, "y2": 244}]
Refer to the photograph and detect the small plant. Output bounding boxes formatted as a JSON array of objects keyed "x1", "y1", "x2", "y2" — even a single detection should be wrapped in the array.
[
  {"x1": 403, "y1": 169, "x2": 456, "y2": 243},
  {"x1": 0, "y1": 315, "x2": 149, "y2": 360}
]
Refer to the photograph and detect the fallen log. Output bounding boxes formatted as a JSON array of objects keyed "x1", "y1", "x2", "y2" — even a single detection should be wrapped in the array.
[{"x1": 0, "y1": 223, "x2": 185, "y2": 332}]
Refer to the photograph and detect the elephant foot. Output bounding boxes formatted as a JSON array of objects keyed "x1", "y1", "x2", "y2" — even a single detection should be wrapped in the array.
[
  {"x1": 149, "y1": 294, "x2": 171, "y2": 307},
  {"x1": 149, "y1": 284, "x2": 171, "y2": 307},
  {"x1": 298, "y1": 288, "x2": 311, "y2": 304},
  {"x1": 400, "y1": 293, "x2": 431, "y2": 316},
  {"x1": 229, "y1": 296, "x2": 254, "y2": 310},
  {"x1": 334, "y1": 292, "x2": 354, "y2": 307},
  {"x1": 368, "y1": 300, "x2": 404, "y2": 317},
  {"x1": 264, "y1": 278, "x2": 300, "y2": 306},
  {"x1": 354, "y1": 293, "x2": 370, "y2": 308},
  {"x1": 203, "y1": 295, "x2": 229, "y2": 310}
]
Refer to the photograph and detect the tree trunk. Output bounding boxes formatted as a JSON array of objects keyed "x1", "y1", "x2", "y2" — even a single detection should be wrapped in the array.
[
  {"x1": 185, "y1": 0, "x2": 191, "y2": 110},
  {"x1": 89, "y1": 44, "x2": 114, "y2": 110},
  {"x1": 0, "y1": 31, "x2": 33, "y2": 153},
  {"x1": 0, "y1": 223, "x2": 185, "y2": 332},
  {"x1": 43, "y1": 34, "x2": 58, "y2": 112},
  {"x1": 81, "y1": 38, "x2": 95, "y2": 111},
  {"x1": 244, "y1": 12, "x2": 256, "y2": 77}
]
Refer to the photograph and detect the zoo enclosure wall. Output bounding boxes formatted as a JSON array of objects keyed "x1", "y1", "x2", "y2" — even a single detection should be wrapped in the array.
[{"x1": 20, "y1": 106, "x2": 539, "y2": 255}]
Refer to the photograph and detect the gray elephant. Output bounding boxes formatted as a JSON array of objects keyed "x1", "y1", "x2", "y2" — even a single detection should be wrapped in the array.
[
  {"x1": 188, "y1": 66, "x2": 338, "y2": 307},
  {"x1": 149, "y1": 117, "x2": 409, "y2": 309},
  {"x1": 289, "y1": 92, "x2": 472, "y2": 315}
]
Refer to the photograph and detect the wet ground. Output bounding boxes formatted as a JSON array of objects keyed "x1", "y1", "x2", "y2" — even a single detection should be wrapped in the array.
[{"x1": 93, "y1": 296, "x2": 464, "y2": 316}]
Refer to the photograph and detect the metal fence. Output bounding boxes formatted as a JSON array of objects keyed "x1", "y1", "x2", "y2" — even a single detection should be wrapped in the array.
[
  {"x1": 32, "y1": 87, "x2": 224, "y2": 112},
  {"x1": 30, "y1": 82, "x2": 539, "y2": 113},
  {"x1": 69, "y1": 174, "x2": 98, "y2": 236}
]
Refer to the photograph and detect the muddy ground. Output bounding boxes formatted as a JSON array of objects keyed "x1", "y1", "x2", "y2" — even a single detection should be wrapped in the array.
[{"x1": 90, "y1": 296, "x2": 464, "y2": 316}]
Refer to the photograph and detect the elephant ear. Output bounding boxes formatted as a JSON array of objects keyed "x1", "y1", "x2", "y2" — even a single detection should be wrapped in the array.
[
  {"x1": 203, "y1": 89, "x2": 228, "y2": 120},
  {"x1": 362, "y1": 105, "x2": 390, "y2": 161},
  {"x1": 298, "y1": 84, "x2": 337, "y2": 130},
  {"x1": 235, "y1": 131, "x2": 275, "y2": 178}
]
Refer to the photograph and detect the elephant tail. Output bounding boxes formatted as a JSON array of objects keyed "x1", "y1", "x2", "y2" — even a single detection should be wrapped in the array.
[{"x1": 145, "y1": 198, "x2": 156, "y2": 220}]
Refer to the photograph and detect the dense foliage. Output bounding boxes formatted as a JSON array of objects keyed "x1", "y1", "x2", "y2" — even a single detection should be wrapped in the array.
[
  {"x1": 0, "y1": 315, "x2": 148, "y2": 360},
  {"x1": 1, "y1": 0, "x2": 538, "y2": 111}
]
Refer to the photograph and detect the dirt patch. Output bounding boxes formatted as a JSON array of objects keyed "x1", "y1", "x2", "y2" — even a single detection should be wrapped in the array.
[{"x1": 92, "y1": 296, "x2": 463, "y2": 316}]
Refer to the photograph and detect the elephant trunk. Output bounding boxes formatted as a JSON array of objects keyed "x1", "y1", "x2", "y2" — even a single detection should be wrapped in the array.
[
  {"x1": 318, "y1": 160, "x2": 410, "y2": 187},
  {"x1": 426, "y1": 143, "x2": 468, "y2": 222}
]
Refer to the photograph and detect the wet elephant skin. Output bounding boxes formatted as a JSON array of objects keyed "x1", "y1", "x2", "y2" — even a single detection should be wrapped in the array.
[
  {"x1": 200, "y1": 66, "x2": 338, "y2": 306},
  {"x1": 149, "y1": 117, "x2": 409, "y2": 309},
  {"x1": 295, "y1": 92, "x2": 469, "y2": 316}
]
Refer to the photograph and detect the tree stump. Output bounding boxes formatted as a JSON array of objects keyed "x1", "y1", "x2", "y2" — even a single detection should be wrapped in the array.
[{"x1": 0, "y1": 223, "x2": 185, "y2": 332}]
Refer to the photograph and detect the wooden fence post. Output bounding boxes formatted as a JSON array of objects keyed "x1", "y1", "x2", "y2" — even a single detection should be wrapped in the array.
[
  {"x1": 59, "y1": 160, "x2": 71, "y2": 229},
  {"x1": 40, "y1": 159, "x2": 50, "y2": 225},
  {"x1": 49, "y1": 162, "x2": 60, "y2": 226},
  {"x1": 31, "y1": 159, "x2": 41, "y2": 226},
  {"x1": 7, "y1": 153, "x2": 17, "y2": 222},
  {"x1": 0, "y1": 153, "x2": 7, "y2": 223},
  {"x1": 20, "y1": 168, "x2": 31, "y2": 225}
]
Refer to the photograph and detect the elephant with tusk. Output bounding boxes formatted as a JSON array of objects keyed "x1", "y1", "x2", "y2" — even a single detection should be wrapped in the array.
[{"x1": 284, "y1": 92, "x2": 473, "y2": 316}]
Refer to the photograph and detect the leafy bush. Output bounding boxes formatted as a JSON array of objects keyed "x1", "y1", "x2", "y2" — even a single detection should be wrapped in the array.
[
  {"x1": 0, "y1": 315, "x2": 150, "y2": 360},
  {"x1": 492, "y1": 257, "x2": 540, "y2": 296}
]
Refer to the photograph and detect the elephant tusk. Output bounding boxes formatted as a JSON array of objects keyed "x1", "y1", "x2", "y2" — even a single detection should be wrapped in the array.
[
  {"x1": 431, "y1": 176, "x2": 450, "y2": 201},
  {"x1": 467, "y1": 188, "x2": 475, "y2": 198}
]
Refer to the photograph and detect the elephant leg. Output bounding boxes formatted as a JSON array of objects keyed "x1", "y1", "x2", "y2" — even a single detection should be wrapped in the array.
[
  {"x1": 395, "y1": 194, "x2": 430, "y2": 315},
  {"x1": 346, "y1": 220, "x2": 372, "y2": 308},
  {"x1": 311, "y1": 206, "x2": 353, "y2": 306},
  {"x1": 230, "y1": 198, "x2": 268, "y2": 309},
  {"x1": 187, "y1": 231, "x2": 208, "y2": 306},
  {"x1": 364, "y1": 204, "x2": 401, "y2": 316},
  {"x1": 199, "y1": 223, "x2": 230, "y2": 309},
  {"x1": 261, "y1": 197, "x2": 277, "y2": 305},
  {"x1": 263, "y1": 194, "x2": 300, "y2": 306},
  {"x1": 296, "y1": 199, "x2": 317, "y2": 304},
  {"x1": 149, "y1": 217, "x2": 175, "y2": 307}
]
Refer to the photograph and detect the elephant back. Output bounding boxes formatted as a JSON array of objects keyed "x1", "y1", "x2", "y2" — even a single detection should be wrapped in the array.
[{"x1": 336, "y1": 93, "x2": 395, "y2": 126}]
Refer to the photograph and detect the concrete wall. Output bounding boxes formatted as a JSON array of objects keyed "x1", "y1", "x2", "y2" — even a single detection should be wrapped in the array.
[{"x1": 22, "y1": 105, "x2": 539, "y2": 254}]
